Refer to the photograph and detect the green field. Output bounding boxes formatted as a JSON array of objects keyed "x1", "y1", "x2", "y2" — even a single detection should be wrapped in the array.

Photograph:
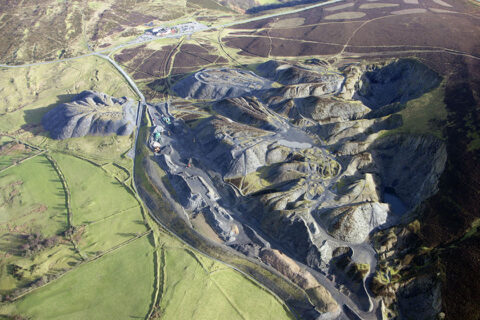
[
  {"x1": 0, "y1": 155, "x2": 66, "y2": 237},
  {"x1": 0, "y1": 137, "x2": 37, "y2": 171},
  {"x1": 0, "y1": 155, "x2": 75, "y2": 293},
  {"x1": 45, "y1": 134, "x2": 134, "y2": 168},
  {"x1": 52, "y1": 152, "x2": 147, "y2": 257},
  {"x1": 79, "y1": 208, "x2": 147, "y2": 256},
  {"x1": 159, "y1": 246, "x2": 293, "y2": 320},
  {"x1": 52, "y1": 153, "x2": 140, "y2": 225},
  {"x1": 9, "y1": 236, "x2": 155, "y2": 320}
]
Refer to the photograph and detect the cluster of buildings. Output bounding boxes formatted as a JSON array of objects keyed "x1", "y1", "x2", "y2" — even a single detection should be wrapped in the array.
[
  {"x1": 145, "y1": 26, "x2": 177, "y2": 37},
  {"x1": 140, "y1": 22, "x2": 207, "y2": 41}
]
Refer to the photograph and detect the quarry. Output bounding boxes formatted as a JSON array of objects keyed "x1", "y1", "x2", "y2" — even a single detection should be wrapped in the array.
[
  {"x1": 3, "y1": 0, "x2": 479, "y2": 318},
  {"x1": 40, "y1": 57, "x2": 448, "y2": 319},
  {"x1": 128, "y1": 58, "x2": 446, "y2": 319}
]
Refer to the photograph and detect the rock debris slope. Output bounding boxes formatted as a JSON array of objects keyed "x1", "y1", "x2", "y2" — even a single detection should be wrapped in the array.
[
  {"x1": 150, "y1": 58, "x2": 447, "y2": 318},
  {"x1": 43, "y1": 90, "x2": 137, "y2": 139}
]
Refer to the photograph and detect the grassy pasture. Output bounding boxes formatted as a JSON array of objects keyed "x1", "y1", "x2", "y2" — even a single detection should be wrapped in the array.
[
  {"x1": 52, "y1": 153, "x2": 139, "y2": 225},
  {"x1": 0, "y1": 137, "x2": 37, "y2": 171},
  {"x1": 45, "y1": 134, "x2": 134, "y2": 167},
  {"x1": 9, "y1": 236, "x2": 155, "y2": 320},
  {"x1": 159, "y1": 246, "x2": 293, "y2": 320},
  {"x1": 0, "y1": 155, "x2": 67, "y2": 237},
  {"x1": 52, "y1": 153, "x2": 147, "y2": 257},
  {"x1": 0, "y1": 155, "x2": 75, "y2": 293}
]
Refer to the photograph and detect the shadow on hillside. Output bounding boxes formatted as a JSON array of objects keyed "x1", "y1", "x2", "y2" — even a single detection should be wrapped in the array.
[{"x1": 21, "y1": 94, "x2": 76, "y2": 137}]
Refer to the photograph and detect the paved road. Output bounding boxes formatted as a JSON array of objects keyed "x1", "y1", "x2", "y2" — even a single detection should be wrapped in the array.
[{"x1": 93, "y1": 53, "x2": 145, "y2": 103}]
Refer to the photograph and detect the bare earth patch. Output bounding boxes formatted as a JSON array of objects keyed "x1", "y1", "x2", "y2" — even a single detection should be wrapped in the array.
[
  {"x1": 430, "y1": 8, "x2": 455, "y2": 13},
  {"x1": 324, "y1": 3, "x2": 355, "y2": 11},
  {"x1": 269, "y1": 17, "x2": 305, "y2": 28},
  {"x1": 359, "y1": 3, "x2": 399, "y2": 9},
  {"x1": 324, "y1": 12, "x2": 366, "y2": 20},
  {"x1": 0, "y1": 143, "x2": 27, "y2": 155},
  {"x1": 392, "y1": 8, "x2": 427, "y2": 14},
  {"x1": 432, "y1": 0, "x2": 452, "y2": 7}
]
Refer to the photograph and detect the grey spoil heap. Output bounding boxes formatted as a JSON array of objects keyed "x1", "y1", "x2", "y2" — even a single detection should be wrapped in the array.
[
  {"x1": 143, "y1": 58, "x2": 447, "y2": 319},
  {"x1": 42, "y1": 90, "x2": 137, "y2": 140}
]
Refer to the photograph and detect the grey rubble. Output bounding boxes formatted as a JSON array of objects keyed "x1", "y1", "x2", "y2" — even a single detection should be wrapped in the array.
[
  {"x1": 42, "y1": 90, "x2": 137, "y2": 140},
  {"x1": 150, "y1": 58, "x2": 446, "y2": 318}
]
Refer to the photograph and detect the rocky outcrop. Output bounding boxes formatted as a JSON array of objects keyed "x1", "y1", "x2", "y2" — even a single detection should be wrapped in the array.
[
  {"x1": 335, "y1": 173, "x2": 382, "y2": 204},
  {"x1": 213, "y1": 96, "x2": 277, "y2": 130},
  {"x1": 321, "y1": 202, "x2": 389, "y2": 243},
  {"x1": 338, "y1": 64, "x2": 364, "y2": 100},
  {"x1": 316, "y1": 115, "x2": 403, "y2": 147},
  {"x1": 355, "y1": 59, "x2": 442, "y2": 109},
  {"x1": 370, "y1": 134, "x2": 447, "y2": 208},
  {"x1": 260, "y1": 248, "x2": 339, "y2": 313},
  {"x1": 42, "y1": 90, "x2": 137, "y2": 139},
  {"x1": 267, "y1": 82, "x2": 343, "y2": 100},
  {"x1": 397, "y1": 275, "x2": 442, "y2": 320},
  {"x1": 260, "y1": 248, "x2": 318, "y2": 289},
  {"x1": 257, "y1": 60, "x2": 343, "y2": 89},
  {"x1": 194, "y1": 116, "x2": 272, "y2": 177},
  {"x1": 272, "y1": 96, "x2": 370, "y2": 125},
  {"x1": 172, "y1": 68, "x2": 272, "y2": 100}
]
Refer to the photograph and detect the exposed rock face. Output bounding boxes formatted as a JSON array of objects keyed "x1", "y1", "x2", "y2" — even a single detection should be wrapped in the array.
[
  {"x1": 397, "y1": 276, "x2": 442, "y2": 320},
  {"x1": 335, "y1": 173, "x2": 381, "y2": 204},
  {"x1": 338, "y1": 64, "x2": 364, "y2": 100},
  {"x1": 321, "y1": 202, "x2": 389, "y2": 243},
  {"x1": 213, "y1": 96, "x2": 277, "y2": 130},
  {"x1": 355, "y1": 59, "x2": 442, "y2": 109},
  {"x1": 317, "y1": 115, "x2": 403, "y2": 148},
  {"x1": 260, "y1": 248, "x2": 319, "y2": 289},
  {"x1": 370, "y1": 134, "x2": 447, "y2": 208},
  {"x1": 172, "y1": 68, "x2": 272, "y2": 100},
  {"x1": 156, "y1": 59, "x2": 449, "y2": 317},
  {"x1": 257, "y1": 60, "x2": 343, "y2": 89},
  {"x1": 260, "y1": 248, "x2": 339, "y2": 314},
  {"x1": 42, "y1": 90, "x2": 137, "y2": 139},
  {"x1": 272, "y1": 96, "x2": 371, "y2": 125},
  {"x1": 193, "y1": 116, "x2": 272, "y2": 177},
  {"x1": 267, "y1": 83, "x2": 341, "y2": 100}
]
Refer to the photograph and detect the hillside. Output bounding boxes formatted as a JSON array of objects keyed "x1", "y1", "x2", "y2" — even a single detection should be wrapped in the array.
[{"x1": 0, "y1": 0, "x2": 479, "y2": 319}]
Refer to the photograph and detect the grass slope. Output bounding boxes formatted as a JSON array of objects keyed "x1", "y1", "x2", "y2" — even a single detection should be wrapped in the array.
[
  {"x1": 0, "y1": 56, "x2": 136, "y2": 137},
  {"x1": 12, "y1": 236, "x2": 155, "y2": 320},
  {"x1": 52, "y1": 153, "x2": 147, "y2": 256},
  {"x1": 0, "y1": 155, "x2": 66, "y2": 236},
  {"x1": 160, "y1": 247, "x2": 293, "y2": 320},
  {"x1": 53, "y1": 153, "x2": 139, "y2": 225},
  {"x1": 0, "y1": 155, "x2": 74, "y2": 293},
  {"x1": 396, "y1": 83, "x2": 447, "y2": 138},
  {"x1": 46, "y1": 135, "x2": 134, "y2": 168},
  {"x1": 0, "y1": 137, "x2": 37, "y2": 171}
]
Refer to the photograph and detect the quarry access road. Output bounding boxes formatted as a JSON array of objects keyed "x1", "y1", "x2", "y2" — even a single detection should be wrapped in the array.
[{"x1": 92, "y1": 53, "x2": 145, "y2": 104}]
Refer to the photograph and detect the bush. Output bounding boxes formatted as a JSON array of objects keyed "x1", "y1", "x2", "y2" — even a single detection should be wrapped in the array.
[{"x1": 20, "y1": 233, "x2": 60, "y2": 256}]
